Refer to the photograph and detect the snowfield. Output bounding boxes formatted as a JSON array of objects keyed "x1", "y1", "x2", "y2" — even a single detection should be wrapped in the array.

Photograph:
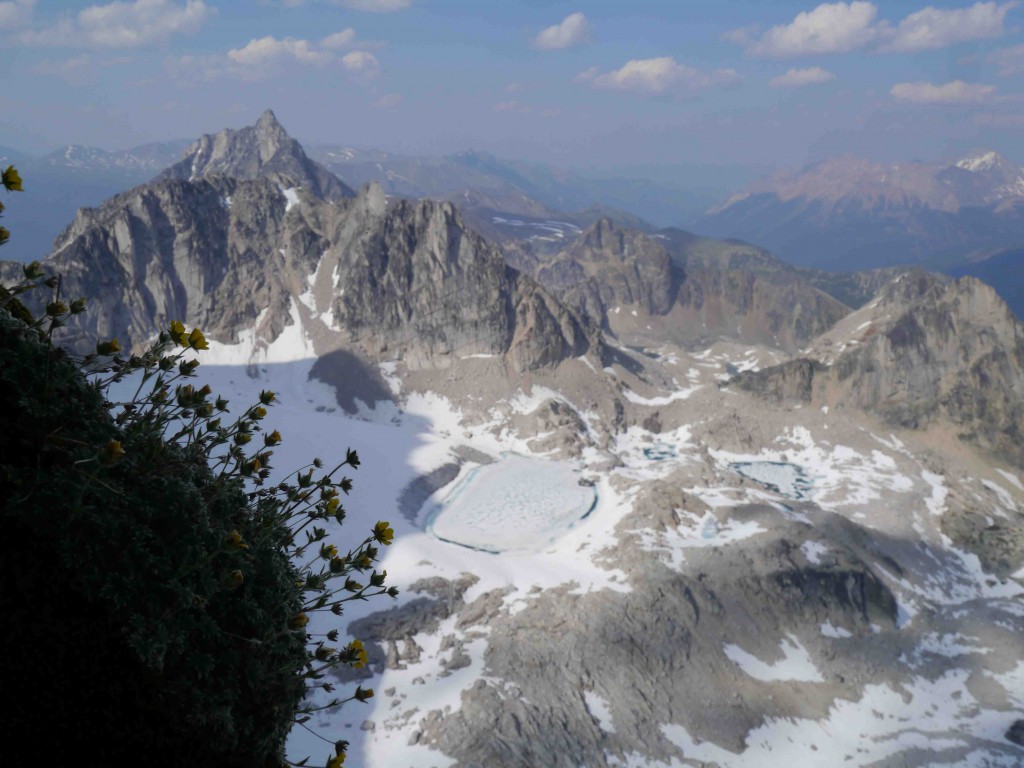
[{"x1": 125, "y1": 316, "x2": 1024, "y2": 768}]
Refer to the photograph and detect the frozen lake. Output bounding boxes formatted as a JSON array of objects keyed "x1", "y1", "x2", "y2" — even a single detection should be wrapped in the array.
[
  {"x1": 730, "y1": 461, "x2": 814, "y2": 500},
  {"x1": 427, "y1": 455, "x2": 598, "y2": 553}
]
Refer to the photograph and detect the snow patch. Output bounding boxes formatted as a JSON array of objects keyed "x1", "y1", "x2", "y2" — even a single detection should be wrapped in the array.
[{"x1": 723, "y1": 635, "x2": 824, "y2": 682}]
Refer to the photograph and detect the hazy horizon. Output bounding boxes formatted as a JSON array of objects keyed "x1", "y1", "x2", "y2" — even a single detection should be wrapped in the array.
[{"x1": 5, "y1": 1, "x2": 1024, "y2": 192}]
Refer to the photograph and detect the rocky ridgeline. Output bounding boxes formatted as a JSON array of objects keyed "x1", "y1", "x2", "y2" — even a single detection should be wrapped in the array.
[
  {"x1": 506, "y1": 218, "x2": 850, "y2": 350},
  {"x1": 2, "y1": 112, "x2": 598, "y2": 373},
  {"x1": 735, "y1": 270, "x2": 1024, "y2": 469}
]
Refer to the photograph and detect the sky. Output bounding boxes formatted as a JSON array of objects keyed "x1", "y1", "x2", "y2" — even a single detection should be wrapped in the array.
[{"x1": 4, "y1": 0, "x2": 1024, "y2": 185}]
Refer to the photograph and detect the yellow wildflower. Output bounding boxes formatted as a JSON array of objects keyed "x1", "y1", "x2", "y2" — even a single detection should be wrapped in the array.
[
  {"x1": 99, "y1": 439, "x2": 125, "y2": 464},
  {"x1": 2, "y1": 165, "x2": 23, "y2": 192},
  {"x1": 224, "y1": 530, "x2": 248, "y2": 550},
  {"x1": 169, "y1": 320, "x2": 188, "y2": 346},
  {"x1": 372, "y1": 521, "x2": 394, "y2": 546},
  {"x1": 187, "y1": 327, "x2": 208, "y2": 350}
]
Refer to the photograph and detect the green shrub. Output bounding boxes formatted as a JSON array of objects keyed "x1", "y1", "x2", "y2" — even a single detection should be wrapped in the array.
[{"x1": 1, "y1": 172, "x2": 393, "y2": 767}]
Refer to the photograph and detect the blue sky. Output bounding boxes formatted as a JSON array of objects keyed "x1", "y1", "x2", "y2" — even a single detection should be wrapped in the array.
[{"x1": 4, "y1": 0, "x2": 1024, "y2": 184}]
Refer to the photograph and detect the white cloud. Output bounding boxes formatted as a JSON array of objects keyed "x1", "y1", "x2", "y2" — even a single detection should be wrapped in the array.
[
  {"x1": 372, "y1": 93, "x2": 402, "y2": 109},
  {"x1": 228, "y1": 36, "x2": 333, "y2": 66},
  {"x1": 883, "y1": 1, "x2": 1018, "y2": 52},
  {"x1": 321, "y1": 28, "x2": 356, "y2": 50},
  {"x1": 31, "y1": 55, "x2": 93, "y2": 79},
  {"x1": 991, "y1": 42, "x2": 1024, "y2": 74},
  {"x1": 890, "y1": 79, "x2": 995, "y2": 103},
  {"x1": 493, "y1": 100, "x2": 532, "y2": 113},
  {"x1": 737, "y1": 2, "x2": 881, "y2": 57},
  {"x1": 168, "y1": 30, "x2": 371, "y2": 81},
  {"x1": 21, "y1": 0, "x2": 210, "y2": 48},
  {"x1": 533, "y1": 12, "x2": 591, "y2": 50},
  {"x1": 0, "y1": 0, "x2": 34, "y2": 26},
  {"x1": 579, "y1": 57, "x2": 740, "y2": 94},
  {"x1": 283, "y1": 0, "x2": 413, "y2": 8},
  {"x1": 731, "y1": 1, "x2": 1019, "y2": 57},
  {"x1": 342, "y1": 50, "x2": 380, "y2": 78},
  {"x1": 769, "y1": 66, "x2": 836, "y2": 87},
  {"x1": 336, "y1": 0, "x2": 413, "y2": 10}
]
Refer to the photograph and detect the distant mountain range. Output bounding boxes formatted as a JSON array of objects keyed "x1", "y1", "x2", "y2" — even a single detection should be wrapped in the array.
[
  {"x1": 306, "y1": 145, "x2": 713, "y2": 236},
  {"x1": 5, "y1": 128, "x2": 1024, "y2": 319},
  {"x1": 0, "y1": 132, "x2": 713, "y2": 264},
  {"x1": 0, "y1": 140, "x2": 189, "y2": 264},
  {"x1": 693, "y1": 151, "x2": 1024, "y2": 316}
]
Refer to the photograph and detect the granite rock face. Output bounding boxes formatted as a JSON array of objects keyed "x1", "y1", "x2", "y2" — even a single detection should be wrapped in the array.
[
  {"x1": 347, "y1": 493, "x2": 907, "y2": 768},
  {"x1": 508, "y1": 218, "x2": 851, "y2": 350},
  {"x1": 735, "y1": 270, "x2": 1024, "y2": 468},
  {"x1": 161, "y1": 109, "x2": 353, "y2": 201},
  {"x1": 3, "y1": 117, "x2": 597, "y2": 373}
]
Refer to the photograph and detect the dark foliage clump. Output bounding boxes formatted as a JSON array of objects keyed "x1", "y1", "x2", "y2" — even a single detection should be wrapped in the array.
[{"x1": 0, "y1": 169, "x2": 395, "y2": 768}]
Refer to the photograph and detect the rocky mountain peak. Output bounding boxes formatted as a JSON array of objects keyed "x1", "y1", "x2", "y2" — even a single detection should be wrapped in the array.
[
  {"x1": 160, "y1": 109, "x2": 353, "y2": 200},
  {"x1": 954, "y1": 149, "x2": 1011, "y2": 174},
  {"x1": 576, "y1": 217, "x2": 620, "y2": 250},
  {"x1": 255, "y1": 108, "x2": 287, "y2": 143}
]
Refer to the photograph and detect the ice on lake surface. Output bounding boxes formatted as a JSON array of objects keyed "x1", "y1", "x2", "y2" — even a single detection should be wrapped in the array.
[
  {"x1": 643, "y1": 443, "x2": 678, "y2": 461},
  {"x1": 730, "y1": 461, "x2": 813, "y2": 500},
  {"x1": 427, "y1": 455, "x2": 597, "y2": 553}
]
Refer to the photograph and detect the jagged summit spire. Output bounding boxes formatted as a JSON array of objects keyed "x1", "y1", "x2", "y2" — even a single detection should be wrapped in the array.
[
  {"x1": 160, "y1": 110, "x2": 353, "y2": 200},
  {"x1": 255, "y1": 109, "x2": 287, "y2": 140}
]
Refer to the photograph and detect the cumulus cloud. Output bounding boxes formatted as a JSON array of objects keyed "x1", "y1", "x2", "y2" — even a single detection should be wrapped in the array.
[
  {"x1": 991, "y1": 42, "x2": 1024, "y2": 74},
  {"x1": 578, "y1": 57, "x2": 740, "y2": 93},
  {"x1": 321, "y1": 28, "x2": 356, "y2": 50},
  {"x1": 735, "y1": 2, "x2": 881, "y2": 57},
  {"x1": 228, "y1": 36, "x2": 333, "y2": 67},
  {"x1": 341, "y1": 50, "x2": 380, "y2": 78},
  {"x1": 883, "y1": 1, "x2": 1018, "y2": 52},
  {"x1": 769, "y1": 66, "x2": 836, "y2": 87},
  {"x1": 286, "y1": 0, "x2": 413, "y2": 9},
  {"x1": 533, "y1": 12, "x2": 591, "y2": 50},
  {"x1": 336, "y1": 0, "x2": 413, "y2": 10},
  {"x1": 21, "y1": 0, "x2": 210, "y2": 48},
  {"x1": 0, "y1": 0, "x2": 34, "y2": 27},
  {"x1": 890, "y1": 79, "x2": 995, "y2": 103},
  {"x1": 169, "y1": 30, "x2": 369, "y2": 81},
  {"x1": 731, "y1": 1, "x2": 1019, "y2": 57}
]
